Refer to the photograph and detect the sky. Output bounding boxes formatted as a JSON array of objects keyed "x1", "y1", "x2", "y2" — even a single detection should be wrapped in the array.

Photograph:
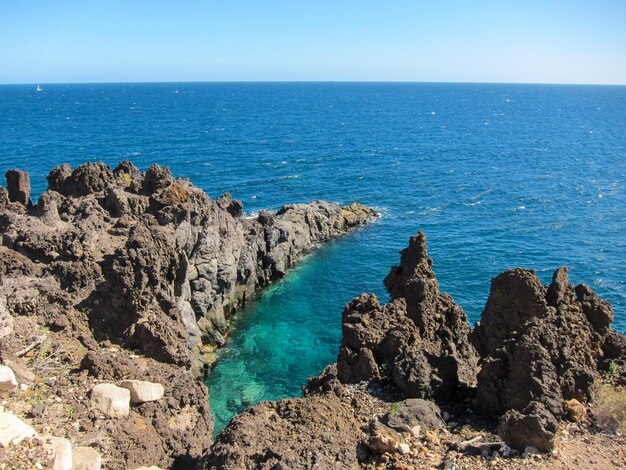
[{"x1": 1, "y1": 0, "x2": 625, "y2": 85}]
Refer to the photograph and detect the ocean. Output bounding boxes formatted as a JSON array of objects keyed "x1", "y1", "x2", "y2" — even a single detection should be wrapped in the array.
[{"x1": 1, "y1": 82, "x2": 624, "y2": 434}]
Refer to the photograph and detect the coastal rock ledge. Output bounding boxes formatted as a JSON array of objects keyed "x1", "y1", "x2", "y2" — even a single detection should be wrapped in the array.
[{"x1": 0, "y1": 161, "x2": 376, "y2": 469}]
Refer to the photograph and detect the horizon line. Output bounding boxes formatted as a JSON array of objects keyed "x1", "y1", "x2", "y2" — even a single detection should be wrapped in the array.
[{"x1": 2, "y1": 79, "x2": 625, "y2": 87}]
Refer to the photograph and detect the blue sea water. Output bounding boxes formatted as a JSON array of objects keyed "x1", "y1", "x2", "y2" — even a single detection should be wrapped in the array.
[{"x1": 1, "y1": 82, "x2": 625, "y2": 435}]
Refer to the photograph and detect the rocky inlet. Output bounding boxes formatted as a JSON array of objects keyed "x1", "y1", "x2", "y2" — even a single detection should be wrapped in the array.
[
  {"x1": 0, "y1": 162, "x2": 376, "y2": 469},
  {"x1": 1, "y1": 162, "x2": 625, "y2": 469},
  {"x1": 204, "y1": 231, "x2": 626, "y2": 469}
]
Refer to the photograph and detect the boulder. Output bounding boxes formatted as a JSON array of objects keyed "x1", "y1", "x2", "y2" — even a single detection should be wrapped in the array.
[
  {"x1": 564, "y1": 398, "x2": 586, "y2": 422},
  {"x1": 120, "y1": 380, "x2": 165, "y2": 404},
  {"x1": 90, "y1": 383, "x2": 130, "y2": 418},
  {"x1": 5, "y1": 169, "x2": 31, "y2": 206},
  {"x1": 73, "y1": 446, "x2": 102, "y2": 470},
  {"x1": 498, "y1": 403, "x2": 558, "y2": 452},
  {"x1": 0, "y1": 411, "x2": 36, "y2": 446},
  {"x1": 363, "y1": 419, "x2": 402, "y2": 455},
  {"x1": 383, "y1": 398, "x2": 445, "y2": 432},
  {"x1": 0, "y1": 365, "x2": 18, "y2": 392}
]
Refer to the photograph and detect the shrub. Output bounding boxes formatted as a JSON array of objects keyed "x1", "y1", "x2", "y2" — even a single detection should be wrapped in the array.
[
  {"x1": 591, "y1": 381, "x2": 626, "y2": 433},
  {"x1": 608, "y1": 361, "x2": 621, "y2": 380}
]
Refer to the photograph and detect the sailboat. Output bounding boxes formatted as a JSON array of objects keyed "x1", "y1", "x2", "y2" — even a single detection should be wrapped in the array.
[{"x1": 36, "y1": 84, "x2": 42, "y2": 92}]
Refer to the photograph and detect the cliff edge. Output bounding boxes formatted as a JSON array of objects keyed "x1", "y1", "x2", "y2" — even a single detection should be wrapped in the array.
[{"x1": 0, "y1": 162, "x2": 376, "y2": 469}]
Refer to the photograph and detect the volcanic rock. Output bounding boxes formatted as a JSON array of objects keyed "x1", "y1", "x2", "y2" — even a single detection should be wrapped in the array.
[
  {"x1": 337, "y1": 231, "x2": 477, "y2": 399},
  {"x1": 0, "y1": 161, "x2": 375, "y2": 469},
  {"x1": 5, "y1": 169, "x2": 31, "y2": 206},
  {"x1": 203, "y1": 393, "x2": 368, "y2": 469},
  {"x1": 383, "y1": 398, "x2": 445, "y2": 432},
  {"x1": 472, "y1": 266, "x2": 615, "y2": 450}
]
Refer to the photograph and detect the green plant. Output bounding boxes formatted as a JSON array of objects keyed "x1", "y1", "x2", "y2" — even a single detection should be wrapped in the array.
[
  {"x1": 390, "y1": 402, "x2": 400, "y2": 415},
  {"x1": 608, "y1": 361, "x2": 621, "y2": 380},
  {"x1": 65, "y1": 405, "x2": 76, "y2": 420},
  {"x1": 27, "y1": 383, "x2": 49, "y2": 405},
  {"x1": 37, "y1": 341, "x2": 50, "y2": 362}
]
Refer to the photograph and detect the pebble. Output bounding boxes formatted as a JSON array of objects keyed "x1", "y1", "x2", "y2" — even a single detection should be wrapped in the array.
[{"x1": 398, "y1": 443, "x2": 411, "y2": 455}]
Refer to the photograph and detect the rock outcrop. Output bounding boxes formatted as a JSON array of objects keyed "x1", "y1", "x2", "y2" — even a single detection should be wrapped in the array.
[
  {"x1": 337, "y1": 231, "x2": 478, "y2": 399},
  {"x1": 0, "y1": 161, "x2": 376, "y2": 469},
  {"x1": 471, "y1": 266, "x2": 617, "y2": 450}
]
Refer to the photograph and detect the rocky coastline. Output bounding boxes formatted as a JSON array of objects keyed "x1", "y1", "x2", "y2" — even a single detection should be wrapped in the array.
[
  {"x1": 0, "y1": 162, "x2": 625, "y2": 469},
  {"x1": 203, "y1": 232, "x2": 626, "y2": 469},
  {"x1": 0, "y1": 162, "x2": 376, "y2": 468}
]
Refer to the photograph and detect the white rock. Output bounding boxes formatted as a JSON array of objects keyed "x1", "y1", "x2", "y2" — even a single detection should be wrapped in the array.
[
  {"x1": 0, "y1": 411, "x2": 36, "y2": 446},
  {"x1": 50, "y1": 437, "x2": 72, "y2": 470},
  {"x1": 91, "y1": 383, "x2": 130, "y2": 418},
  {"x1": 0, "y1": 365, "x2": 18, "y2": 392},
  {"x1": 442, "y1": 411, "x2": 450, "y2": 422},
  {"x1": 73, "y1": 446, "x2": 102, "y2": 470},
  {"x1": 120, "y1": 380, "x2": 165, "y2": 404},
  {"x1": 131, "y1": 467, "x2": 164, "y2": 470},
  {"x1": 398, "y1": 443, "x2": 411, "y2": 455},
  {"x1": 409, "y1": 424, "x2": 421, "y2": 438}
]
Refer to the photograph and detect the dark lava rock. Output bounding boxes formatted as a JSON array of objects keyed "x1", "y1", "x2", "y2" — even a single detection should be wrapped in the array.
[
  {"x1": 201, "y1": 394, "x2": 367, "y2": 470},
  {"x1": 601, "y1": 330, "x2": 626, "y2": 370},
  {"x1": 0, "y1": 161, "x2": 376, "y2": 469},
  {"x1": 5, "y1": 169, "x2": 31, "y2": 206},
  {"x1": 498, "y1": 402, "x2": 558, "y2": 452},
  {"x1": 472, "y1": 266, "x2": 615, "y2": 450},
  {"x1": 383, "y1": 398, "x2": 445, "y2": 432},
  {"x1": 337, "y1": 231, "x2": 477, "y2": 400},
  {"x1": 203, "y1": 229, "x2": 624, "y2": 464}
]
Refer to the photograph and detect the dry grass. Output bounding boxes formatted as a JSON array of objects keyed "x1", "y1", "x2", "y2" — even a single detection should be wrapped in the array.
[
  {"x1": 592, "y1": 381, "x2": 626, "y2": 433},
  {"x1": 116, "y1": 171, "x2": 132, "y2": 187},
  {"x1": 161, "y1": 182, "x2": 191, "y2": 204}
]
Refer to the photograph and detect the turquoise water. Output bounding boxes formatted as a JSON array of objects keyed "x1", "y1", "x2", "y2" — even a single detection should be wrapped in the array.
[{"x1": 1, "y1": 82, "x2": 624, "y2": 434}]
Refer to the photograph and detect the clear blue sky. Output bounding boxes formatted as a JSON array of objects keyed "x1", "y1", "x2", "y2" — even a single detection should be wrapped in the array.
[{"x1": 1, "y1": 0, "x2": 625, "y2": 84}]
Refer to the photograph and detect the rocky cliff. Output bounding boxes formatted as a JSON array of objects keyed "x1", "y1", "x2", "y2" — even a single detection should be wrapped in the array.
[
  {"x1": 0, "y1": 162, "x2": 376, "y2": 469},
  {"x1": 203, "y1": 231, "x2": 626, "y2": 469}
]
